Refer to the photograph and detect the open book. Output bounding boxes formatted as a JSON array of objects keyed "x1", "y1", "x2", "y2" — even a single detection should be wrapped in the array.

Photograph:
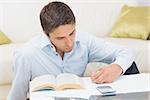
[{"x1": 30, "y1": 73, "x2": 84, "y2": 92}]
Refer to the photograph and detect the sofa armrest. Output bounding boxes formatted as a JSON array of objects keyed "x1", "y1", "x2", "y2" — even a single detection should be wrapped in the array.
[{"x1": 0, "y1": 43, "x2": 23, "y2": 85}]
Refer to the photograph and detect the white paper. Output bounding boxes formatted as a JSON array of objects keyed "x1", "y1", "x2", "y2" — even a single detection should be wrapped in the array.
[
  {"x1": 30, "y1": 73, "x2": 150, "y2": 100},
  {"x1": 111, "y1": 73, "x2": 150, "y2": 94}
]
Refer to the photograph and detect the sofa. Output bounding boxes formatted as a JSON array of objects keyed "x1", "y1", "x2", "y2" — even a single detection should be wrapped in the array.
[{"x1": 0, "y1": 0, "x2": 149, "y2": 100}]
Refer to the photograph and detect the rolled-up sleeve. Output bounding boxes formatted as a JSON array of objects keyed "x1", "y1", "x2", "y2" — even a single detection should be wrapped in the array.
[
  {"x1": 88, "y1": 35, "x2": 135, "y2": 73},
  {"x1": 7, "y1": 50, "x2": 31, "y2": 100}
]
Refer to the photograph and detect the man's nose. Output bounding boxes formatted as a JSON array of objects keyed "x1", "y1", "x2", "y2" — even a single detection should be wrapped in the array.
[{"x1": 65, "y1": 37, "x2": 72, "y2": 47}]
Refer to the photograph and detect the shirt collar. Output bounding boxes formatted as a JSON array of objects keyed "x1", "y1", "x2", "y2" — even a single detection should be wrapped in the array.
[{"x1": 40, "y1": 33, "x2": 53, "y2": 49}]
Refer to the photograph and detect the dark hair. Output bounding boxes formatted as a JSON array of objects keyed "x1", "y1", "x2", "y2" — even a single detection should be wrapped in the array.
[{"x1": 40, "y1": 1, "x2": 76, "y2": 36}]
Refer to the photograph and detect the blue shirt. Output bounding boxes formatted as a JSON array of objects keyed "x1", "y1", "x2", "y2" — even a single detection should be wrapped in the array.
[{"x1": 7, "y1": 33, "x2": 135, "y2": 100}]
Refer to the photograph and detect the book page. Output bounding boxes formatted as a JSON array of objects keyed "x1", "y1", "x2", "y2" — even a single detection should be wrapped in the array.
[
  {"x1": 30, "y1": 74, "x2": 56, "y2": 92},
  {"x1": 56, "y1": 73, "x2": 84, "y2": 90}
]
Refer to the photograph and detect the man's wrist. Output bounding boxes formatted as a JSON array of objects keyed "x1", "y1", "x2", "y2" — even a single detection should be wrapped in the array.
[{"x1": 111, "y1": 64, "x2": 123, "y2": 75}]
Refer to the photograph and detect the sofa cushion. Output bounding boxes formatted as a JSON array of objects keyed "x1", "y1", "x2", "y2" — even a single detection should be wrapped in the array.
[
  {"x1": 0, "y1": 43, "x2": 23, "y2": 85},
  {"x1": 110, "y1": 5, "x2": 150, "y2": 40},
  {"x1": 103, "y1": 37, "x2": 150, "y2": 73},
  {"x1": 0, "y1": 84, "x2": 11, "y2": 100},
  {"x1": 0, "y1": 30, "x2": 11, "y2": 45}
]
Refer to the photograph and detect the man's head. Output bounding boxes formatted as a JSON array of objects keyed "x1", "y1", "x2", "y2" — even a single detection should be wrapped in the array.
[{"x1": 40, "y1": 1, "x2": 76, "y2": 53}]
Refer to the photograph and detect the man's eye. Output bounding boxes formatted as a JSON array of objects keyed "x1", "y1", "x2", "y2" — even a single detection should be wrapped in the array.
[
  {"x1": 57, "y1": 37, "x2": 64, "y2": 40},
  {"x1": 69, "y1": 32, "x2": 74, "y2": 36}
]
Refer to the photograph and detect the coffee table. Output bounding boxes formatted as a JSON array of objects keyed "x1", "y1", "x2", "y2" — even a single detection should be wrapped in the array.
[{"x1": 54, "y1": 91, "x2": 150, "y2": 100}]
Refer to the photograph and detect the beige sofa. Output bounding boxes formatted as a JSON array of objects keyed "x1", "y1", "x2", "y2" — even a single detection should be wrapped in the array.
[
  {"x1": 0, "y1": 43, "x2": 23, "y2": 100},
  {"x1": 0, "y1": 0, "x2": 149, "y2": 100}
]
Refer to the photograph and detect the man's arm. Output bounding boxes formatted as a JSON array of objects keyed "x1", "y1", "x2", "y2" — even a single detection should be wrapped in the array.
[
  {"x1": 87, "y1": 35, "x2": 135, "y2": 83},
  {"x1": 7, "y1": 51, "x2": 31, "y2": 100},
  {"x1": 91, "y1": 64, "x2": 122, "y2": 83}
]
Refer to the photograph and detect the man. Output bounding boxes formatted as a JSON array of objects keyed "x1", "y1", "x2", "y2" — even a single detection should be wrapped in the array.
[{"x1": 7, "y1": 1, "x2": 135, "y2": 100}]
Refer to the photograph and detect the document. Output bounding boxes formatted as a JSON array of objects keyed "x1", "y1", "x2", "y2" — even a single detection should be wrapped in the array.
[{"x1": 110, "y1": 73, "x2": 150, "y2": 94}]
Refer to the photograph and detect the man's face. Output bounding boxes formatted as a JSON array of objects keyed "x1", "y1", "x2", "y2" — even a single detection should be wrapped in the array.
[{"x1": 49, "y1": 24, "x2": 76, "y2": 53}]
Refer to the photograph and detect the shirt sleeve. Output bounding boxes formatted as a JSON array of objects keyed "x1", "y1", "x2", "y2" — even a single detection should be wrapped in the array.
[
  {"x1": 87, "y1": 35, "x2": 135, "y2": 73},
  {"x1": 7, "y1": 50, "x2": 31, "y2": 100}
]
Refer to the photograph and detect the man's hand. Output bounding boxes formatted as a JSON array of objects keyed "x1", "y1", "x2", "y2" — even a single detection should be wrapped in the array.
[{"x1": 91, "y1": 64, "x2": 123, "y2": 84}]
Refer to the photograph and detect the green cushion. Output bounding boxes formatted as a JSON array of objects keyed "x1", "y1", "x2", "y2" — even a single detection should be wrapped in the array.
[
  {"x1": 0, "y1": 30, "x2": 11, "y2": 44},
  {"x1": 110, "y1": 5, "x2": 150, "y2": 40}
]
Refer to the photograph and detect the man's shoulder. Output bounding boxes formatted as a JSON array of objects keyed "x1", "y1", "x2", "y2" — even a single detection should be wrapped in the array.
[
  {"x1": 76, "y1": 33, "x2": 91, "y2": 42},
  {"x1": 16, "y1": 35, "x2": 42, "y2": 55},
  {"x1": 76, "y1": 32, "x2": 99, "y2": 44}
]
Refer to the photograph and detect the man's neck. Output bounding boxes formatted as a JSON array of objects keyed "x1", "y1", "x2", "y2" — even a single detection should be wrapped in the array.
[
  {"x1": 51, "y1": 43, "x2": 64, "y2": 59},
  {"x1": 57, "y1": 49, "x2": 64, "y2": 60}
]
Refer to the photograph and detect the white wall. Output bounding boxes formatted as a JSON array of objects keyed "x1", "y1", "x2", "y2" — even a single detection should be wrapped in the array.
[
  {"x1": 0, "y1": 0, "x2": 48, "y2": 42},
  {"x1": 0, "y1": 0, "x2": 148, "y2": 42},
  {"x1": 0, "y1": 2, "x2": 3, "y2": 30}
]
